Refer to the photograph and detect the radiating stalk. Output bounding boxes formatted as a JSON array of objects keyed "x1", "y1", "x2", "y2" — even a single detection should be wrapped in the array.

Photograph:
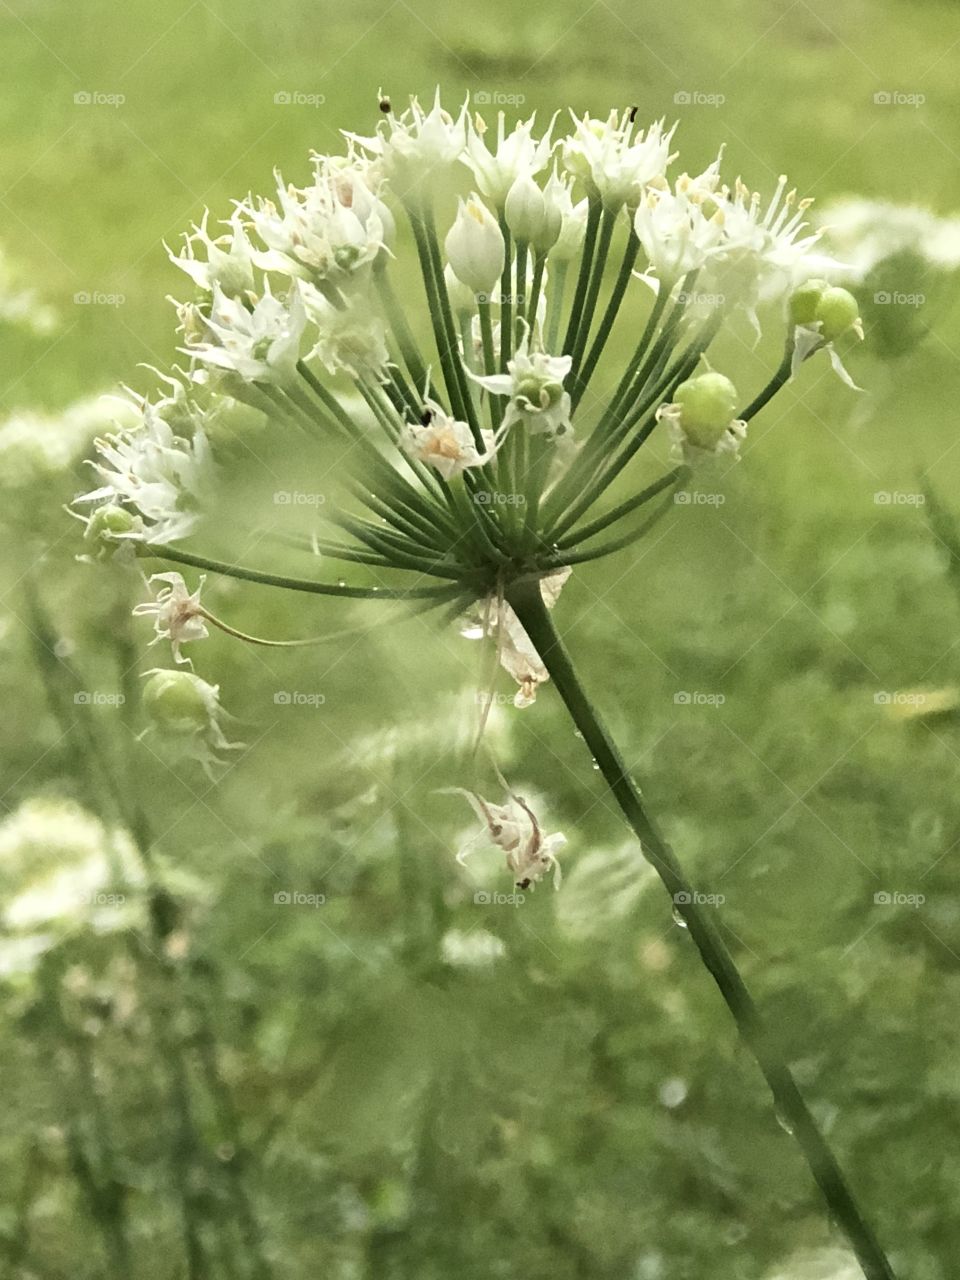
[{"x1": 507, "y1": 579, "x2": 897, "y2": 1280}]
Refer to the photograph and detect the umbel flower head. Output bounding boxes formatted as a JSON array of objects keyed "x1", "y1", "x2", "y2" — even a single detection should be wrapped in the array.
[{"x1": 73, "y1": 89, "x2": 860, "y2": 847}]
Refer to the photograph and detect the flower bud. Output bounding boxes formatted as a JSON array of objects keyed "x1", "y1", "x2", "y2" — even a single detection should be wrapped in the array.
[
  {"x1": 814, "y1": 286, "x2": 861, "y2": 342},
  {"x1": 504, "y1": 174, "x2": 547, "y2": 246},
  {"x1": 444, "y1": 195, "x2": 505, "y2": 296},
  {"x1": 788, "y1": 277, "x2": 830, "y2": 326},
  {"x1": 673, "y1": 372, "x2": 739, "y2": 450},
  {"x1": 444, "y1": 263, "x2": 477, "y2": 314}
]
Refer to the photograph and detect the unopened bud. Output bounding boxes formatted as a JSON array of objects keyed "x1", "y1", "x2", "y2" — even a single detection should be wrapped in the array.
[
  {"x1": 673, "y1": 372, "x2": 739, "y2": 450},
  {"x1": 445, "y1": 195, "x2": 505, "y2": 296}
]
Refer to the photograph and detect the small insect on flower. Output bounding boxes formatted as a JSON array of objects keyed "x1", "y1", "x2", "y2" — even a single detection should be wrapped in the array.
[{"x1": 448, "y1": 788, "x2": 565, "y2": 889}]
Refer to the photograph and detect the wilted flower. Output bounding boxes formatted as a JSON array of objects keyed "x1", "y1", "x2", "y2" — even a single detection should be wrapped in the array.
[
  {"x1": 133, "y1": 572, "x2": 208, "y2": 664},
  {"x1": 449, "y1": 788, "x2": 565, "y2": 889}
]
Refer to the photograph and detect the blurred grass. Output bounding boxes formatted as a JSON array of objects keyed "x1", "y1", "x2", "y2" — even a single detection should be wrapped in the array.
[{"x1": 4, "y1": 0, "x2": 960, "y2": 1276}]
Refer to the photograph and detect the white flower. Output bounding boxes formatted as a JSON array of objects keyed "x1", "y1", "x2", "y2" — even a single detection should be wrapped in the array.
[
  {"x1": 633, "y1": 157, "x2": 726, "y2": 288},
  {"x1": 132, "y1": 572, "x2": 208, "y2": 664},
  {"x1": 701, "y1": 175, "x2": 844, "y2": 330},
  {"x1": 562, "y1": 111, "x2": 676, "y2": 209},
  {"x1": 462, "y1": 110, "x2": 555, "y2": 207},
  {"x1": 402, "y1": 401, "x2": 499, "y2": 479},
  {"x1": 302, "y1": 287, "x2": 389, "y2": 377},
  {"x1": 186, "y1": 281, "x2": 307, "y2": 386},
  {"x1": 444, "y1": 195, "x2": 505, "y2": 296},
  {"x1": 449, "y1": 788, "x2": 565, "y2": 889},
  {"x1": 345, "y1": 90, "x2": 467, "y2": 196},
  {"x1": 469, "y1": 335, "x2": 573, "y2": 438},
  {"x1": 74, "y1": 398, "x2": 211, "y2": 545},
  {"x1": 240, "y1": 162, "x2": 387, "y2": 288},
  {"x1": 167, "y1": 211, "x2": 256, "y2": 298},
  {"x1": 815, "y1": 197, "x2": 960, "y2": 280}
]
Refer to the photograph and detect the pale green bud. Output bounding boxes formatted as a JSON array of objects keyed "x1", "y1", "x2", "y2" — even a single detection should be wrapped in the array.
[
  {"x1": 788, "y1": 278, "x2": 830, "y2": 326},
  {"x1": 814, "y1": 286, "x2": 861, "y2": 342},
  {"x1": 143, "y1": 670, "x2": 217, "y2": 736}
]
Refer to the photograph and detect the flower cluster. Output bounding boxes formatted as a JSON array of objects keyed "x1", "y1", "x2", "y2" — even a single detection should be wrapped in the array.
[{"x1": 73, "y1": 90, "x2": 863, "y2": 861}]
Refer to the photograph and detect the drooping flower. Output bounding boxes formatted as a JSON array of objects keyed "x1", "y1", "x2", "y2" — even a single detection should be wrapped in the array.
[
  {"x1": 462, "y1": 110, "x2": 556, "y2": 207},
  {"x1": 469, "y1": 335, "x2": 573, "y2": 438},
  {"x1": 449, "y1": 788, "x2": 565, "y2": 889},
  {"x1": 562, "y1": 111, "x2": 675, "y2": 210},
  {"x1": 74, "y1": 398, "x2": 211, "y2": 545},
  {"x1": 132, "y1": 572, "x2": 208, "y2": 664},
  {"x1": 142, "y1": 668, "x2": 242, "y2": 773},
  {"x1": 403, "y1": 401, "x2": 499, "y2": 479}
]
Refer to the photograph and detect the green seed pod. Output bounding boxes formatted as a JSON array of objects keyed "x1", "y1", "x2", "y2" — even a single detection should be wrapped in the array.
[
  {"x1": 789, "y1": 277, "x2": 830, "y2": 326},
  {"x1": 674, "y1": 372, "x2": 739, "y2": 449},
  {"x1": 84, "y1": 504, "x2": 137, "y2": 541},
  {"x1": 814, "y1": 286, "x2": 860, "y2": 342},
  {"x1": 143, "y1": 670, "x2": 214, "y2": 736}
]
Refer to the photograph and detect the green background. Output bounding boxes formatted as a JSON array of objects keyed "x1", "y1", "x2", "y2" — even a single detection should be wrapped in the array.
[{"x1": 3, "y1": 0, "x2": 960, "y2": 1275}]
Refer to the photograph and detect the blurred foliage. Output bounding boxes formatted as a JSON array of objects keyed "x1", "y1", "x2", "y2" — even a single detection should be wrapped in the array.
[{"x1": 4, "y1": 0, "x2": 960, "y2": 1275}]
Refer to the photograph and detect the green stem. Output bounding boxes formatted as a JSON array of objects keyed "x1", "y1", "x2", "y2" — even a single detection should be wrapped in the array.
[
  {"x1": 741, "y1": 337, "x2": 796, "y2": 421},
  {"x1": 142, "y1": 544, "x2": 464, "y2": 599},
  {"x1": 562, "y1": 198, "x2": 602, "y2": 356},
  {"x1": 506, "y1": 580, "x2": 897, "y2": 1280},
  {"x1": 570, "y1": 211, "x2": 630, "y2": 402}
]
